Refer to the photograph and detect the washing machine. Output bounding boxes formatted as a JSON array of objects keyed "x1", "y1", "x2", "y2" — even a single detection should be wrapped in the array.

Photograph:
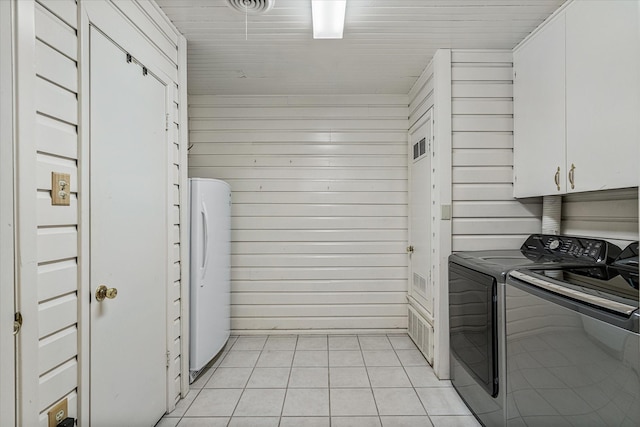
[
  {"x1": 505, "y1": 241, "x2": 639, "y2": 426},
  {"x1": 448, "y1": 234, "x2": 621, "y2": 426}
]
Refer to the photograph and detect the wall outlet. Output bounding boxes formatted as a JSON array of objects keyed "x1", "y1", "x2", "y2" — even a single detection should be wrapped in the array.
[
  {"x1": 47, "y1": 398, "x2": 68, "y2": 427},
  {"x1": 51, "y1": 172, "x2": 71, "y2": 206}
]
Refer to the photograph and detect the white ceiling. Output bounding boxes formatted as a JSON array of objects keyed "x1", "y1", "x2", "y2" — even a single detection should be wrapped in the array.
[{"x1": 156, "y1": 0, "x2": 566, "y2": 95}]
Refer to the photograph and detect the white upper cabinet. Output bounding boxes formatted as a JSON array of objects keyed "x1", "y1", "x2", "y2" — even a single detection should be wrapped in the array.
[
  {"x1": 513, "y1": 13, "x2": 566, "y2": 197},
  {"x1": 514, "y1": 0, "x2": 640, "y2": 198},
  {"x1": 565, "y1": 0, "x2": 639, "y2": 193}
]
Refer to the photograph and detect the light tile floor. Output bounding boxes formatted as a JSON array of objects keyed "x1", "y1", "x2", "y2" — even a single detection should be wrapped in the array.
[{"x1": 158, "y1": 334, "x2": 481, "y2": 427}]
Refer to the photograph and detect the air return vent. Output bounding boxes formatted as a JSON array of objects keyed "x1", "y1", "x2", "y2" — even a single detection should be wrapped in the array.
[
  {"x1": 226, "y1": 0, "x2": 275, "y2": 14},
  {"x1": 408, "y1": 305, "x2": 434, "y2": 365}
]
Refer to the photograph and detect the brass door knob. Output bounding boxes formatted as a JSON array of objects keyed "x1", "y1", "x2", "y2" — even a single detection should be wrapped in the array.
[{"x1": 95, "y1": 285, "x2": 118, "y2": 302}]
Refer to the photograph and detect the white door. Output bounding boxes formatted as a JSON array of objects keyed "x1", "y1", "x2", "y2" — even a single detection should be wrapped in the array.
[
  {"x1": 90, "y1": 27, "x2": 167, "y2": 426},
  {"x1": 408, "y1": 113, "x2": 432, "y2": 314}
]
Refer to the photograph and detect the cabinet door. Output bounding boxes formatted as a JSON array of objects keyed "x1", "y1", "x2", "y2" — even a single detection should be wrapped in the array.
[
  {"x1": 513, "y1": 13, "x2": 566, "y2": 197},
  {"x1": 566, "y1": 0, "x2": 640, "y2": 193}
]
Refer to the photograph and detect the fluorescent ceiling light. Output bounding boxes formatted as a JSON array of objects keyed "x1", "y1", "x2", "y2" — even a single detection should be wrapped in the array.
[{"x1": 312, "y1": 0, "x2": 346, "y2": 39}]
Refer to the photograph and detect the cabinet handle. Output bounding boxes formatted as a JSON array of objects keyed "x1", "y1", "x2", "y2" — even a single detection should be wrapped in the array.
[
  {"x1": 554, "y1": 167, "x2": 560, "y2": 191},
  {"x1": 568, "y1": 163, "x2": 576, "y2": 190}
]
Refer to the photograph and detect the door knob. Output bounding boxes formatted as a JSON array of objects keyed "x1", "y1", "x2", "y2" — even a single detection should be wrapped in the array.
[{"x1": 95, "y1": 285, "x2": 118, "y2": 302}]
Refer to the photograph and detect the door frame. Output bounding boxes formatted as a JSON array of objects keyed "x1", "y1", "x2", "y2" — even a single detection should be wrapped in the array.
[
  {"x1": 1, "y1": 0, "x2": 16, "y2": 425},
  {"x1": 78, "y1": 2, "x2": 176, "y2": 423}
]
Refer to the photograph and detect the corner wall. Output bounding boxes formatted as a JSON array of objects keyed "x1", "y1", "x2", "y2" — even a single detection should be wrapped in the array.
[{"x1": 188, "y1": 95, "x2": 409, "y2": 333}]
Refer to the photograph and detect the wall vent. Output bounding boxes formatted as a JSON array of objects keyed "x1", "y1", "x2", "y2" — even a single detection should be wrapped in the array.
[
  {"x1": 408, "y1": 305, "x2": 434, "y2": 365},
  {"x1": 412, "y1": 272, "x2": 427, "y2": 297},
  {"x1": 226, "y1": 0, "x2": 275, "y2": 15}
]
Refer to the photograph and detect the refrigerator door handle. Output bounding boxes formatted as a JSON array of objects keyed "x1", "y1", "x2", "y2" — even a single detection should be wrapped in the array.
[{"x1": 201, "y1": 202, "x2": 210, "y2": 282}]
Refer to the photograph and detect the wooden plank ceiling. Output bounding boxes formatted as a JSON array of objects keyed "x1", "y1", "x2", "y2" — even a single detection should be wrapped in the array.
[{"x1": 156, "y1": 0, "x2": 566, "y2": 95}]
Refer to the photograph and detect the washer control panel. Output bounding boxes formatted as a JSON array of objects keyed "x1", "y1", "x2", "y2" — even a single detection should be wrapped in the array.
[{"x1": 521, "y1": 234, "x2": 621, "y2": 264}]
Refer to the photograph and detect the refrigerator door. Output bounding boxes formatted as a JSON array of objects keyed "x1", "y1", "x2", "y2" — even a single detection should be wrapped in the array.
[{"x1": 189, "y1": 178, "x2": 231, "y2": 373}]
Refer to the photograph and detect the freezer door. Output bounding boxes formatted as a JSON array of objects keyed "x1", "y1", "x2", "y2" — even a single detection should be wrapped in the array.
[{"x1": 189, "y1": 179, "x2": 231, "y2": 372}]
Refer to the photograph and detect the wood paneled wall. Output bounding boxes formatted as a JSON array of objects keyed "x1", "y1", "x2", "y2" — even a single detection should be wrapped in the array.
[
  {"x1": 33, "y1": 1, "x2": 80, "y2": 421},
  {"x1": 562, "y1": 188, "x2": 639, "y2": 247},
  {"x1": 18, "y1": 1, "x2": 187, "y2": 424},
  {"x1": 188, "y1": 95, "x2": 409, "y2": 333},
  {"x1": 449, "y1": 50, "x2": 542, "y2": 251}
]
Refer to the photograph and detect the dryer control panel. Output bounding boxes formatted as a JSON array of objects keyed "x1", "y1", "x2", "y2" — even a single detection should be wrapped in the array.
[{"x1": 520, "y1": 234, "x2": 621, "y2": 264}]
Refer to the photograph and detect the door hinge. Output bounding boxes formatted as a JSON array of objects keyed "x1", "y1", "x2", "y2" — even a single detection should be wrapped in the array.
[
  {"x1": 165, "y1": 113, "x2": 169, "y2": 131},
  {"x1": 166, "y1": 350, "x2": 171, "y2": 368},
  {"x1": 13, "y1": 312, "x2": 23, "y2": 336}
]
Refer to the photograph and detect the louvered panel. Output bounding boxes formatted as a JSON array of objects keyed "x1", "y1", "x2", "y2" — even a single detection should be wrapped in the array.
[
  {"x1": 189, "y1": 167, "x2": 407, "y2": 181},
  {"x1": 190, "y1": 143, "x2": 405, "y2": 156},
  {"x1": 233, "y1": 304, "x2": 407, "y2": 318},
  {"x1": 233, "y1": 191, "x2": 408, "y2": 206},
  {"x1": 561, "y1": 189, "x2": 639, "y2": 246},
  {"x1": 226, "y1": 180, "x2": 407, "y2": 193},
  {"x1": 232, "y1": 293, "x2": 407, "y2": 306},
  {"x1": 233, "y1": 280, "x2": 407, "y2": 293},
  {"x1": 35, "y1": 3, "x2": 77, "y2": 60},
  {"x1": 232, "y1": 241, "x2": 406, "y2": 254},
  {"x1": 37, "y1": 0, "x2": 77, "y2": 30},
  {"x1": 189, "y1": 154, "x2": 406, "y2": 168},
  {"x1": 232, "y1": 267, "x2": 407, "y2": 281},
  {"x1": 233, "y1": 204, "x2": 406, "y2": 218},
  {"x1": 232, "y1": 229, "x2": 404, "y2": 243},
  {"x1": 201, "y1": 89, "x2": 413, "y2": 334},
  {"x1": 231, "y1": 254, "x2": 407, "y2": 268}
]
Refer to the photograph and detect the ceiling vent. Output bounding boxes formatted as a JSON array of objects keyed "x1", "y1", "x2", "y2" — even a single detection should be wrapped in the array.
[{"x1": 226, "y1": 0, "x2": 275, "y2": 15}]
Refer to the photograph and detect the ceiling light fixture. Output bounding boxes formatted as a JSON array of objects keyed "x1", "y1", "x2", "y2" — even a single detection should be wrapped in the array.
[{"x1": 312, "y1": 0, "x2": 346, "y2": 39}]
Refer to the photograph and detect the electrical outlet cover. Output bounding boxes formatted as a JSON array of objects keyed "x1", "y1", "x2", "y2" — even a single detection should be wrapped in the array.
[{"x1": 47, "y1": 398, "x2": 68, "y2": 427}]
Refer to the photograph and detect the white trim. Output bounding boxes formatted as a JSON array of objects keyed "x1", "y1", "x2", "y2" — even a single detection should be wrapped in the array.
[
  {"x1": 164, "y1": 68, "x2": 175, "y2": 414},
  {"x1": 0, "y1": 1, "x2": 16, "y2": 425},
  {"x1": 178, "y1": 34, "x2": 190, "y2": 399},
  {"x1": 77, "y1": 4, "x2": 91, "y2": 426},
  {"x1": 15, "y1": 0, "x2": 39, "y2": 425},
  {"x1": 432, "y1": 49, "x2": 453, "y2": 380}
]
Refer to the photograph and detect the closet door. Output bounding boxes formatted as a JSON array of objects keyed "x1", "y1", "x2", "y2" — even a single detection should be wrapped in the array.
[{"x1": 89, "y1": 27, "x2": 168, "y2": 426}]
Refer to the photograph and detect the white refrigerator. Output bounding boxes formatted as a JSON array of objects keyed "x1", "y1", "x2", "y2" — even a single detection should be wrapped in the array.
[{"x1": 189, "y1": 178, "x2": 231, "y2": 378}]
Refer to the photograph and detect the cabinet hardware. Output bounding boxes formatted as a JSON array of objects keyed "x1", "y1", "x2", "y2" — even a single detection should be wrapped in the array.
[
  {"x1": 407, "y1": 246, "x2": 414, "y2": 254},
  {"x1": 554, "y1": 167, "x2": 561, "y2": 191},
  {"x1": 569, "y1": 164, "x2": 576, "y2": 189}
]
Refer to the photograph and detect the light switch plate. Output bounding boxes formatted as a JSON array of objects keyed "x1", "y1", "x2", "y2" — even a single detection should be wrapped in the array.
[
  {"x1": 51, "y1": 172, "x2": 71, "y2": 206},
  {"x1": 441, "y1": 204, "x2": 451, "y2": 220}
]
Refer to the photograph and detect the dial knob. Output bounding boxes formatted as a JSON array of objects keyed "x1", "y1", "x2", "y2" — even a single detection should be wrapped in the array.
[{"x1": 549, "y1": 239, "x2": 561, "y2": 250}]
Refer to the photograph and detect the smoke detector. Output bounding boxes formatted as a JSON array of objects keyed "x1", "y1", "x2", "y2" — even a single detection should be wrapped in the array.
[{"x1": 226, "y1": 0, "x2": 275, "y2": 15}]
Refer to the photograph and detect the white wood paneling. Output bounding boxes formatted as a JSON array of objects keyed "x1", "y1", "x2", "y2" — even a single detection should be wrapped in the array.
[
  {"x1": 156, "y1": 0, "x2": 565, "y2": 95},
  {"x1": 562, "y1": 188, "x2": 639, "y2": 247},
  {"x1": 14, "y1": 0, "x2": 189, "y2": 423},
  {"x1": 189, "y1": 94, "x2": 409, "y2": 333},
  {"x1": 450, "y1": 50, "x2": 542, "y2": 251},
  {"x1": 33, "y1": 6, "x2": 81, "y2": 415}
]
